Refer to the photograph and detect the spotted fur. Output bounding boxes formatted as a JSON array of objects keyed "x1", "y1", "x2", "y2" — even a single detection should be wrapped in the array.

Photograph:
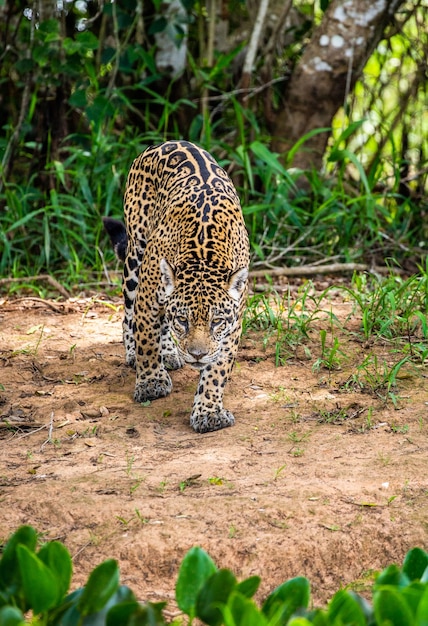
[{"x1": 103, "y1": 140, "x2": 250, "y2": 433}]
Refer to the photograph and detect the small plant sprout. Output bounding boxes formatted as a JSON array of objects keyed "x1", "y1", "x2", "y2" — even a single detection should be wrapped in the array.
[
  {"x1": 157, "y1": 479, "x2": 168, "y2": 493},
  {"x1": 208, "y1": 476, "x2": 223, "y2": 485},
  {"x1": 125, "y1": 451, "x2": 135, "y2": 477},
  {"x1": 129, "y1": 477, "x2": 145, "y2": 496},
  {"x1": 134, "y1": 509, "x2": 149, "y2": 524},
  {"x1": 312, "y1": 329, "x2": 345, "y2": 372},
  {"x1": 292, "y1": 447, "x2": 304, "y2": 457},
  {"x1": 366, "y1": 407, "x2": 374, "y2": 430},
  {"x1": 228, "y1": 525, "x2": 237, "y2": 538},
  {"x1": 123, "y1": 451, "x2": 145, "y2": 495},
  {"x1": 179, "y1": 474, "x2": 201, "y2": 492},
  {"x1": 274, "y1": 464, "x2": 287, "y2": 480},
  {"x1": 17, "y1": 324, "x2": 46, "y2": 357},
  {"x1": 69, "y1": 343, "x2": 77, "y2": 360},
  {"x1": 287, "y1": 431, "x2": 311, "y2": 444},
  {"x1": 269, "y1": 387, "x2": 290, "y2": 403},
  {"x1": 390, "y1": 423, "x2": 409, "y2": 434}
]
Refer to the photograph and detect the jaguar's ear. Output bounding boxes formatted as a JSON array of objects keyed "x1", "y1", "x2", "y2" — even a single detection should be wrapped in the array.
[
  {"x1": 160, "y1": 258, "x2": 176, "y2": 297},
  {"x1": 227, "y1": 267, "x2": 248, "y2": 301}
]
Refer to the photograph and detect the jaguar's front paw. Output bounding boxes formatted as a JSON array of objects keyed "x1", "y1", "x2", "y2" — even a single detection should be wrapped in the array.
[
  {"x1": 163, "y1": 352, "x2": 185, "y2": 371},
  {"x1": 134, "y1": 370, "x2": 172, "y2": 403},
  {"x1": 125, "y1": 352, "x2": 136, "y2": 369},
  {"x1": 190, "y1": 408, "x2": 235, "y2": 433}
]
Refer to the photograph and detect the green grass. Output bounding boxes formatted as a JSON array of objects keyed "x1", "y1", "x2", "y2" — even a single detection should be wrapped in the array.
[
  {"x1": 344, "y1": 265, "x2": 428, "y2": 346},
  {"x1": 1, "y1": 116, "x2": 426, "y2": 290},
  {"x1": 243, "y1": 264, "x2": 427, "y2": 406},
  {"x1": 242, "y1": 282, "x2": 324, "y2": 365}
]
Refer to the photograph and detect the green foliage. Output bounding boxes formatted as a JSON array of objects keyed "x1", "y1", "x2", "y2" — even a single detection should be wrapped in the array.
[
  {"x1": 1, "y1": 529, "x2": 428, "y2": 626},
  {"x1": 243, "y1": 282, "x2": 323, "y2": 365},
  {"x1": 312, "y1": 329, "x2": 345, "y2": 372},
  {"x1": 1, "y1": 98, "x2": 425, "y2": 283},
  {"x1": 0, "y1": 2, "x2": 426, "y2": 285},
  {"x1": 244, "y1": 264, "x2": 427, "y2": 386},
  {"x1": 175, "y1": 546, "x2": 217, "y2": 619},
  {"x1": 347, "y1": 268, "x2": 428, "y2": 342},
  {"x1": 0, "y1": 525, "x2": 165, "y2": 626}
]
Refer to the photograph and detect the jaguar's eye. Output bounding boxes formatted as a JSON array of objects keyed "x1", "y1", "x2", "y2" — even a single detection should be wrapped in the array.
[
  {"x1": 211, "y1": 317, "x2": 225, "y2": 331},
  {"x1": 175, "y1": 315, "x2": 188, "y2": 331}
]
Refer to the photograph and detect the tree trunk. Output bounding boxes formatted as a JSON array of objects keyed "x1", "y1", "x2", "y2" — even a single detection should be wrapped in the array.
[{"x1": 271, "y1": 0, "x2": 405, "y2": 170}]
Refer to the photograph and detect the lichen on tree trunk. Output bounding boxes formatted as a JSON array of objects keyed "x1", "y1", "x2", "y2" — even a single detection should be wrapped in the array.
[{"x1": 271, "y1": 0, "x2": 404, "y2": 171}]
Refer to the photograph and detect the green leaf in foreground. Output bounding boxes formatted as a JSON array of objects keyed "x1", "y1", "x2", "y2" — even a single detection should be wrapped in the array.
[
  {"x1": 374, "y1": 564, "x2": 410, "y2": 589},
  {"x1": 107, "y1": 600, "x2": 166, "y2": 626},
  {"x1": 416, "y1": 585, "x2": 428, "y2": 626},
  {"x1": 175, "y1": 546, "x2": 217, "y2": 618},
  {"x1": 262, "y1": 576, "x2": 310, "y2": 623},
  {"x1": 0, "y1": 606, "x2": 25, "y2": 626},
  {"x1": 38, "y1": 540, "x2": 73, "y2": 604},
  {"x1": 224, "y1": 591, "x2": 268, "y2": 626},
  {"x1": 196, "y1": 569, "x2": 237, "y2": 626},
  {"x1": 77, "y1": 559, "x2": 119, "y2": 616},
  {"x1": 373, "y1": 588, "x2": 414, "y2": 626},
  {"x1": 16, "y1": 545, "x2": 59, "y2": 614},
  {"x1": 402, "y1": 547, "x2": 428, "y2": 582},
  {"x1": 235, "y1": 575, "x2": 261, "y2": 599},
  {"x1": 327, "y1": 590, "x2": 366, "y2": 626},
  {"x1": 0, "y1": 526, "x2": 37, "y2": 590},
  {"x1": 58, "y1": 585, "x2": 136, "y2": 626}
]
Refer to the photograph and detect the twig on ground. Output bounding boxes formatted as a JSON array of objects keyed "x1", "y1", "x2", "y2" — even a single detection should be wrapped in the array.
[
  {"x1": 72, "y1": 541, "x2": 93, "y2": 561},
  {"x1": 16, "y1": 423, "x2": 48, "y2": 438},
  {"x1": 3, "y1": 296, "x2": 68, "y2": 313},
  {"x1": 0, "y1": 421, "x2": 46, "y2": 431},
  {"x1": 0, "y1": 275, "x2": 70, "y2": 299},
  {"x1": 249, "y1": 262, "x2": 405, "y2": 278},
  {"x1": 40, "y1": 411, "x2": 55, "y2": 451}
]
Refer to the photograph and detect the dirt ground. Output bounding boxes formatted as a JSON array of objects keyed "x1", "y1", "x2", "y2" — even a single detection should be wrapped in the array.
[{"x1": 0, "y1": 282, "x2": 427, "y2": 615}]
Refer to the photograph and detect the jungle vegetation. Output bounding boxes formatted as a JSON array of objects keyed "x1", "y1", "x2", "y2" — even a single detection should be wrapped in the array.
[{"x1": 0, "y1": 0, "x2": 426, "y2": 286}]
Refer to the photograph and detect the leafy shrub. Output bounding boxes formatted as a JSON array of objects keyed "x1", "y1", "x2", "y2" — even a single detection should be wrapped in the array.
[
  {"x1": 0, "y1": 526, "x2": 165, "y2": 625},
  {"x1": 1, "y1": 525, "x2": 428, "y2": 625}
]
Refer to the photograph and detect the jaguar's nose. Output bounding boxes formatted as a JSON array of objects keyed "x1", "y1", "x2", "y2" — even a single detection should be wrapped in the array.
[{"x1": 188, "y1": 346, "x2": 209, "y2": 361}]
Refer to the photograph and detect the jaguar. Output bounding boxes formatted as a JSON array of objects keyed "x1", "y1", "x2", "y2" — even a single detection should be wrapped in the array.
[{"x1": 103, "y1": 140, "x2": 250, "y2": 433}]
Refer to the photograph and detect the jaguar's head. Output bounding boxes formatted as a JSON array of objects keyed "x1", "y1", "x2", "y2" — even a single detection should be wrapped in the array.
[{"x1": 160, "y1": 259, "x2": 248, "y2": 369}]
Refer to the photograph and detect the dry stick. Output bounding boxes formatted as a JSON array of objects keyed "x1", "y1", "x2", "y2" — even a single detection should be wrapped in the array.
[
  {"x1": 0, "y1": 274, "x2": 70, "y2": 299},
  {"x1": 206, "y1": 0, "x2": 216, "y2": 72},
  {"x1": 201, "y1": 0, "x2": 217, "y2": 134},
  {"x1": 72, "y1": 541, "x2": 93, "y2": 562},
  {"x1": 0, "y1": 422, "x2": 46, "y2": 431},
  {"x1": 40, "y1": 411, "x2": 55, "y2": 451},
  {"x1": 240, "y1": 0, "x2": 270, "y2": 98},
  {"x1": 106, "y1": 0, "x2": 120, "y2": 98},
  {"x1": 249, "y1": 262, "x2": 398, "y2": 279},
  {"x1": 16, "y1": 423, "x2": 49, "y2": 438},
  {"x1": 2, "y1": 297, "x2": 67, "y2": 314}
]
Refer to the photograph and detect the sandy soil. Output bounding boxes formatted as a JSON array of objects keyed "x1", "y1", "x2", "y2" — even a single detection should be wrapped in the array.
[{"x1": 0, "y1": 285, "x2": 427, "y2": 615}]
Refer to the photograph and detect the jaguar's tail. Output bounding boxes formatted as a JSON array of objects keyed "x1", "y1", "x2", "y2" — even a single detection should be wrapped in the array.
[{"x1": 102, "y1": 217, "x2": 127, "y2": 262}]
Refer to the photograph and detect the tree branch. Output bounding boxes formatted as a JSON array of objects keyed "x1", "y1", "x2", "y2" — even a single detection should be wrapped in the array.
[
  {"x1": 249, "y1": 262, "x2": 404, "y2": 279},
  {"x1": 0, "y1": 275, "x2": 70, "y2": 299},
  {"x1": 240, "y1": 0, "x2": 270, "y2": 99}
]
